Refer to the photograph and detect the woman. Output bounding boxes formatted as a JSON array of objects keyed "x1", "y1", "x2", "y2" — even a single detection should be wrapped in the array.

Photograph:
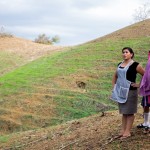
[{"x1": 111, "y1": 47, "x2": 144, "y2": 139}]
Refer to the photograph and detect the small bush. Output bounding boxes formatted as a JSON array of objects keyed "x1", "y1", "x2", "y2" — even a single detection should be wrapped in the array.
[
  {"x1": 51, "y1": 35, "x2": 60, "y2": 43},
  {"x1": 34, "y1": 34, "x2": 60, "y2": 45},
  {"x1": 0, "y1": 27, "x2": 13, "y2": 38}
]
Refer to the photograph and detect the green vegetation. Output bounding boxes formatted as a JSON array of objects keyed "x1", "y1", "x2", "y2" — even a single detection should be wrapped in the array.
[
  {"x1": 0, "y1": 36, "x2": 150, "y2": 134},
  {"x1": 0, "y1": 135, "x2": 10, "y2": 143}
]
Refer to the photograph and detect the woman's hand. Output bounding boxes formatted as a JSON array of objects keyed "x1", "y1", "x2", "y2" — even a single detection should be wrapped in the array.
[{"x1": 131, "y1": 82, "x2": 140, "y2": 88}]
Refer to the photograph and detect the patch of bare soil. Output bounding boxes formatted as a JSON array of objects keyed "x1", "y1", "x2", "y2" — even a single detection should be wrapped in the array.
[{"x1": 0, "y1": 107, "x2": 149, "y2": 150}]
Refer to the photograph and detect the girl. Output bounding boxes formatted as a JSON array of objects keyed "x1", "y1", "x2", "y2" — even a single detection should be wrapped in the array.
[{"x1": 137, "y1": 51, "x2": 150, "y2": 131}]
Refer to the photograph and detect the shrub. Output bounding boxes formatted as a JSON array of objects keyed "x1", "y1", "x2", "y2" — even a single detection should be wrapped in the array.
[
  {"x1": 0, "y1": 27, "x2": 13, "y2": 38},
  {"x1": 34, "y1": 34, "x2": 60, "y2": 45},
  {"x1": 51, "y1": 35, "x2": 60, "y2": 43}
]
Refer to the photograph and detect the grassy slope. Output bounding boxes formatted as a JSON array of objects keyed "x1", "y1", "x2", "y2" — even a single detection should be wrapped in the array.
[
  {"x1": 0, "y1": 51, "x2": 25, "y2": 75},
  {"x1": 0, "y1": 37, "x2": 150, "y2": 136},
  {"x1": 0, "y1": 37, "x2": 63, "y2": 76}
]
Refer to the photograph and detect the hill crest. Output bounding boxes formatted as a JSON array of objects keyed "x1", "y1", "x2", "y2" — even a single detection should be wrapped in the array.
[
  {"x1": 90, "y1": 19, "x2": 150, "y2": 43},
  {"x1": 0, "y1": 36, "x2": 63, "y2": 61}
]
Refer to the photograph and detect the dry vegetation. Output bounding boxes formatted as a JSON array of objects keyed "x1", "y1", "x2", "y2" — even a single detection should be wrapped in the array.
[
  {"x1": 89, "y1": 19, "x2": 150, "y2": 43},
  {"x1": 0, "y1": 36, "x2": 65, "y2": 76},
  {"x1": 0, "y1": 36, "x2": 64, "y2": 61},
  {"x1": 0, "y1": 107, "x2": 149, "y2": 150}
]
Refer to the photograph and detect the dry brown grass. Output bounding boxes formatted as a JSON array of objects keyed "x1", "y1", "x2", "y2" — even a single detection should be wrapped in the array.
[
  {"x1": 89, "y1": 19, "x2": 150, "y2": 43},
  {"x1": 0, "y1": 36, "x2": 64, "y2": 61},
  {"x1": 0, "y1": 36, "x2": 65, "y2": 76},
  {"x1": 0, "y1": 107, "x2": 149, "y2": 150}
]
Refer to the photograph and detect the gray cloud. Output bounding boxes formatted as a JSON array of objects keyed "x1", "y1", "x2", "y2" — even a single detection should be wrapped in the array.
[{"x1": 0, "y1": 0, "x2": 149, "y2": 45}]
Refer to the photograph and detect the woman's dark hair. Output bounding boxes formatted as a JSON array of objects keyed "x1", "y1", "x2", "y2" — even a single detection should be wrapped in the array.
[{"x1": 122, "y1": 47, "x2": 134, "y2": 59}]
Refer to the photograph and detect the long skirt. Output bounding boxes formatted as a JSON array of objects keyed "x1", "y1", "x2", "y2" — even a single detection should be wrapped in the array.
[{"x1": 118, "y1": 90, "x2": 138, "y2": 114}]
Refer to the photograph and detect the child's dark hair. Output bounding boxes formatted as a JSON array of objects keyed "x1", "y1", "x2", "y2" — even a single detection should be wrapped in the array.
[{"x1": 122, "y1": 47, "x2": 134, "y2": 58}]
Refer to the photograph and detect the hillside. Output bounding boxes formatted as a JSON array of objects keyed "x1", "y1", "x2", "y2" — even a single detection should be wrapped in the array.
[
  {"x1": 89, "y1": 19, "x2": 150, "y2": 43},
  {"x1": 0, "y1": 36, "x2": 64, "y2": 75},
  {"x1": 0, "y1": 108, "x2": 149, "y2": 150},
  {"x1": 0, "y1": 19, "x2": 150, "y2": 149}
]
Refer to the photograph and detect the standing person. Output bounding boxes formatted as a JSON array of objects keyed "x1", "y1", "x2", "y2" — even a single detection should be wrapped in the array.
[
  {"x1": 111, "y1": 47, "x2": 144, "y2": 140},
  {"x1": 137, "y1": 51, "x2": 150, "y2": 131}
]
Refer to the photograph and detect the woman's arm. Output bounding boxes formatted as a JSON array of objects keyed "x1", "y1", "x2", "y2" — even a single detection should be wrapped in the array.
[
  {"x1": 136, "y1": 64, "x2": 145, "y2": 76},
  {"x1": 131, "y1": 64, "x2": 145, "y2": 88}
]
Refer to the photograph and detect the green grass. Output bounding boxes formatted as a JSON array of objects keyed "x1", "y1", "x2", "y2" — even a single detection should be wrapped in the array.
[
  {"x1": 0, "y1": 37, "x2": 150, "y2": 134},
  {"x1": 0, "y1": 135, "x2": 10, "y2": 143}
]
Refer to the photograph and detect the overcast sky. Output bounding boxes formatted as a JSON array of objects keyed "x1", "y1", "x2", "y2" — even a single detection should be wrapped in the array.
[{"x1": 0, "y1": 0, "x2": 149, "y2": 46}]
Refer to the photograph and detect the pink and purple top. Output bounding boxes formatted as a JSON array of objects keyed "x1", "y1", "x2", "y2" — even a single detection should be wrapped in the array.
[{"x1": 139, "y1": 51, "x2": 150, "y2": 96}]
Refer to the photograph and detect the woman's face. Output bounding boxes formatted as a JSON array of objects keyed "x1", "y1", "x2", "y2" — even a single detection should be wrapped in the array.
[{"x1": 122, "y1": 49, "x2": 133, "y2": 60}]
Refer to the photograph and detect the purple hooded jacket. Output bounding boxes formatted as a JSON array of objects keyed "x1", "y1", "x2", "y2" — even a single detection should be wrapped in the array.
[{"x1": 140, "y1": 51, "x2": 150, "y2": 96}]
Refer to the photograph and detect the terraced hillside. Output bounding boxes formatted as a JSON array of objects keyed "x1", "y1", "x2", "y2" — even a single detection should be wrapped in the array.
[{"x1": 0, "y1": 19, "x2": 150, "y2": 149}]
